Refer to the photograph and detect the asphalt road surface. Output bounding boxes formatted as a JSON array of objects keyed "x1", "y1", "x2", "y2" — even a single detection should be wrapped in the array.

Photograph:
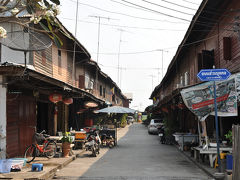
[{"x1": 53, "y1": 123, "x2": 213, "y2": 180}]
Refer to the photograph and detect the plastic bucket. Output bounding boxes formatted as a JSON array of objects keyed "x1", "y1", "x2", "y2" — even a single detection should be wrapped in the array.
[
  {"x1": 0, "y1": 159, "x2": 12, "y2": 173},
  {"x1": 226, "y1": 154, "x2": 233, "y2": 170},
  {"x1": 10, "y1": 158, "x2": 27, "y2": 170}
]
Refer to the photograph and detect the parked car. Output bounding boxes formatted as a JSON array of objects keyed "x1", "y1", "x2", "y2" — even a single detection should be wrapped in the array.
[
  {"x1": 148, "y1": 119, "x2": 163, "y2": 134},
  {"x1": 127, "y1": 116, "x2": 135, "y2": 124}
]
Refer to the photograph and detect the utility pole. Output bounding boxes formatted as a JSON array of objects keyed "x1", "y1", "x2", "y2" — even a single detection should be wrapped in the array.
[
  {"x1": 117, "y1": 29, "x2": 123, "y2": 86},
  {"x1": 89, "y1": 15, "x2": 117, "y2": 93},
  {"x1": 119, "y1": 67, "x2": 126, "y2": 88},
  {"x1": 116, "y1": 28, "x2": 130, "y2": 87},
  {"x1": 149, "y1": 75, "x2": 156, "y2": 92},
  {"x1": 156, "y1": 49, "x2": 168, "y2": 82},
  {"x1": 72, "y1": 0, "x2": 79, "y2": 86}
]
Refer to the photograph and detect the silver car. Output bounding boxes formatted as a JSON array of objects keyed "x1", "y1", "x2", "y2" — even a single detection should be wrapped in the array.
[{"x1": 148, "y1": 119, "x2": 163, "y2": 134}]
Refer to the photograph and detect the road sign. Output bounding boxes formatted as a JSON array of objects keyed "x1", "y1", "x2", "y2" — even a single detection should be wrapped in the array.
[{"x1": 197, "y1": 69, "x2": 231, "y2": 81}]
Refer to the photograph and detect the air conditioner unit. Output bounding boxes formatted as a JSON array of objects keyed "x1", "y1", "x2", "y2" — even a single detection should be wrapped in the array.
[{"x1": 86, "y1": 81, "x2": 94, "y2": 90}]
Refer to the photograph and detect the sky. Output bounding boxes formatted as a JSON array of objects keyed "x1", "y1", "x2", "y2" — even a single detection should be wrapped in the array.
[{"x1": 58, "y1": 0, "x2": 202, "y2": 111}]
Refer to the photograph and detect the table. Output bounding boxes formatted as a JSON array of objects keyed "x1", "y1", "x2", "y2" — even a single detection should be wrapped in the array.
[
  {"x1": 173, "y1": 134, "x2": 199, "y2": 150},
  {"x1": 48, "y1": 136, "x2": 62, "y2": 141},
  {"x1": 192, "y1": 146, "x2": 232, "y2": 167}
]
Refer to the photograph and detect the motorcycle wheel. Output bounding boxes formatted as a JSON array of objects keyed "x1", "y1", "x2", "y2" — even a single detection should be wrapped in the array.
[
  {"x1": 92, "y1": 147, "x2": 97, "y2": 157},
  {"x1": 108, "y1": 142, "x2": 114, "y2": 148}
]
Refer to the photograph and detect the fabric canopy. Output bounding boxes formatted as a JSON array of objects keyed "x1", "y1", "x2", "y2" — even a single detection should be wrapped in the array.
[{"x1": 96, "y1": 106, "x2": 136, "y2": 114}]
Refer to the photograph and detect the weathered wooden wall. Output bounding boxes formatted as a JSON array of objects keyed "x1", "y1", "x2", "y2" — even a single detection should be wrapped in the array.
[
  {"x1": 232, "y1": 125, "x2": 240, "y2": 180},
  {"x1": 159, "y1": 0, "x2": 240, "y2": 98}
]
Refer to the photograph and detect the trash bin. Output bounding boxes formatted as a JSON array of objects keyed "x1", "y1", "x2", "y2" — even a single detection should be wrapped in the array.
[
  {"x1": 0, "y1": 159, "x2": 12, "y2": 173},
  {"x1": 226, "y1": 154, "x2": 233, "y2": 170}
]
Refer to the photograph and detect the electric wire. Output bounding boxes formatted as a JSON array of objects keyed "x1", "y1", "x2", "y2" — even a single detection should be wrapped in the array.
[
  {"x1": 60, "y1": 17, "x2": 188, "y2": 31},
  {"x1": 60, "y1": 16, "x2": 236, "y2": 33},
  {"x1": 53, "y1": 32, "x2": 222, "y2": 55},
  {"x1": 120, "y1": 0, "x2": 191, "y2": 22},
  {"x1": 69, "y1": 0, "x2": 189, "y2": 24},
  {"x1": 182, "y1": 0, "x2": 200, "y2": 6},
  {"x1": 159, "y1": 0, "x2": 197, "y2": 11},
  {"x1": 67, "y1": 0, "x2": 239, "y2": 28},
  {"x1": 142, "y1": 0, "x2": 195, "y2": 15}
]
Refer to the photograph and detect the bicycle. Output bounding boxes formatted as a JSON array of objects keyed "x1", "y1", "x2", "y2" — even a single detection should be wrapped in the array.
[{"x1": 24, "y1": 130, "x2": 57, "y2": 163}]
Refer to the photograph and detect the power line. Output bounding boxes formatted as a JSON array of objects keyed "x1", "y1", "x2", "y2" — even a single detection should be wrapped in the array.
[
  {"x1": 60, "y1": 17, "x2": 236, "y2": 34},
  {"x1": 51, "y1": 32, "x2": 232, "y2": 55},
  {"x1": 182, "y1": 0, "x2": 200, "y2": 6},
  {"x1": 60, "y1": 17, "x2": 188, "y2": 31},
  {"x1": 160, "y1": 0, "x2": 197, "y2": 11},
  {"x1": 67, "y1": 0, "x2": 238, "y2": 28},
  {"x1": 142, "y1": 0, "x2": 195, "y2": 15},
  {"x1": 100, "y1": 64, "x2": 168, "y2": 70},
  {"x1": 120, "y1": 0, "x2": 191, "y2": 22},
  {"x1": 72, "y1": 0, "x2": 189, "y2": 24}
]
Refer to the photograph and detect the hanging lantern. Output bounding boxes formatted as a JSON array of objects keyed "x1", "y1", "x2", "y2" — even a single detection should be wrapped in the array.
[
  {"x1": 49, "y1": 93, "x2": 62, "y2": 103},
  {"x1": 177, "y1": 103, "x2": 185, "y2": 109},
  {"x1": 84, "y1": 101, "x2": 98, "y2": 108},
  {"x1": 161, "y1": 107, "x2": 169, "y2": 113},
  {"x1": 63, "y1": 98, "x2": 73, "y2": 105}
]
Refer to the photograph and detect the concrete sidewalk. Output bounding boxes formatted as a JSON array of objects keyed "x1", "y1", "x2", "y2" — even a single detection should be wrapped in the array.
[
  {"x1": 0, "y1": 149, "x2": 85, "y2": 179},
  {"x1": 0, "y1": 125, "x2": 130, "y2": 179}
]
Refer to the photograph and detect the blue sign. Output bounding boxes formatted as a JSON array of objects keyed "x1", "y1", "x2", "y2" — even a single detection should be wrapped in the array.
[{"x1": 197, "y1": 69, "x2": 231, "y2": 81}]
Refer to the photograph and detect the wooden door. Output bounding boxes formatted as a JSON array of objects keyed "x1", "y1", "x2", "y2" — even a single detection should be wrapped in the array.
[{"x1": 7, "y1": 94, "x2": 36, "y2": 157}]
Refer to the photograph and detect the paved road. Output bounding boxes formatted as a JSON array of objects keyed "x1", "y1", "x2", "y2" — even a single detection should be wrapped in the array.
[{"x1": 53, "y1": 123, "x2": 212, "y2": 180}]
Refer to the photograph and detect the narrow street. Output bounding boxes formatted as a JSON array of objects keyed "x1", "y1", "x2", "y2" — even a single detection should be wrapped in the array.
[{"x1": 53, "y1": 123, "x2": 212, "y2": 180}]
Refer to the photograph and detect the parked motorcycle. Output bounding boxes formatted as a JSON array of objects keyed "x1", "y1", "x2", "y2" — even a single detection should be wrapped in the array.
[
  {"x1": 101, "y1": 134, "x2": 115, "y2": 148},
  {"x1": 158, "y1": 125, "x2": 166, "y2": 144},
  {"x1": 85, "y1": 130, "x2": 101, "y2": 157}
]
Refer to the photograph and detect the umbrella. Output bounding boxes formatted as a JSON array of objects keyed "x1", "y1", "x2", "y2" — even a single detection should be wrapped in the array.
[{"x1": 96, "y1": 106, "x2": 136, "y2": 114}]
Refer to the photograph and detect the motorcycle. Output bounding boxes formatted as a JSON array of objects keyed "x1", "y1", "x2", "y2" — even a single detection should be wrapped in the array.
[
  {"x1": 158, "y1": 125, "x2": 166, "y2": 144},
  {"x1": 101, "y1": 134, "x2": 115, "y2": 148},
  {"x1": 85, "y1": 130, "x2": 101, "y2": 157}
]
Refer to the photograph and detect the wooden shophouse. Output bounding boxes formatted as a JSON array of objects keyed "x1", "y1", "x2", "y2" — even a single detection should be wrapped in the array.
[
  {"x1": 150, "y1": 0, "x2": 240, "y2": 138},
  {"x1": 0, "y1": 18, "x2": 129, "y2": 158}
]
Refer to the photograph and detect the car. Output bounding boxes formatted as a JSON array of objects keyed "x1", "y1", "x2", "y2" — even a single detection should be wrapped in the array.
[
  {"x1": 148, "y1": 119, "x2": 163, "y2": 134},
  {"x1": 127, "y1": 116, "x2": 135, "y2": 124}
]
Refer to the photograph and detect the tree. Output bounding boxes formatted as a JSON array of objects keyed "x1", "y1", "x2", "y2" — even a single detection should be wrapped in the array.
[{"x1": 0, "y1": 0, "x2": 62, "y2": 46}]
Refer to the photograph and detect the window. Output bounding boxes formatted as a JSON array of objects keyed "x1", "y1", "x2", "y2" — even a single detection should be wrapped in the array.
[
  {"x1": 112, "y1": 94, "x2": 115, "y2": 102},
  {"x1": 103, "y1": 88, "x2": 106, "y2": 98},
  {"x1": 58, "y1": 50, "x2": 62, "y2": 75},
  {"x1": 100, "y1": 85, "x2": 103, "y2": 96},
  {"x1": 41, "y1": 51, "x2": 46, "y2": 65},
  {"x1": 198, "y1": 50, "x2": 214, "y2": 72}
]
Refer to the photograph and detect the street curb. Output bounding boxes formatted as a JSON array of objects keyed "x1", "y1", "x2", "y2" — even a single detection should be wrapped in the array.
[
  {"x1": 38, "y1": 150, "x2": 86, "y2": 180},
  {"x1": 176, "y1": 146, "x2": 215, "y2": 179}
]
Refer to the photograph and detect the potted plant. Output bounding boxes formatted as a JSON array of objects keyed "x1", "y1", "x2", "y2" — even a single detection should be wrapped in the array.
[
  {"x1": 61, "y1": 132, "x2": 73, "y2": 157},
  {"x1": 225, "y1": 130, "x2": 232, "y2": 146}
]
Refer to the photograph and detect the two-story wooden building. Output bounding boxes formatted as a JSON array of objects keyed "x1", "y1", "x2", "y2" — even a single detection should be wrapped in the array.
[
  {"x1": 150, "y1": 0, "x2": 240, "y2": 137},
  {"x1": 0, "y1": 18, "x2": 129, "y2": 158}
]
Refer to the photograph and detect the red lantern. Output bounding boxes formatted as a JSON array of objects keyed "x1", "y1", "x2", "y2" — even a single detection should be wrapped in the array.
[
  {"x1": 49, "y1": 93, "x2": 62, "y2": 103},
  {"x1": 63, "y1": 98, "x2": 73, "y2": 105},
  {"x1": 177, "y1": 103, "x2": 185, "y2": 109},
  {"x1": 161, "y1": 107, "x2": 169, "y2": 113}
]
